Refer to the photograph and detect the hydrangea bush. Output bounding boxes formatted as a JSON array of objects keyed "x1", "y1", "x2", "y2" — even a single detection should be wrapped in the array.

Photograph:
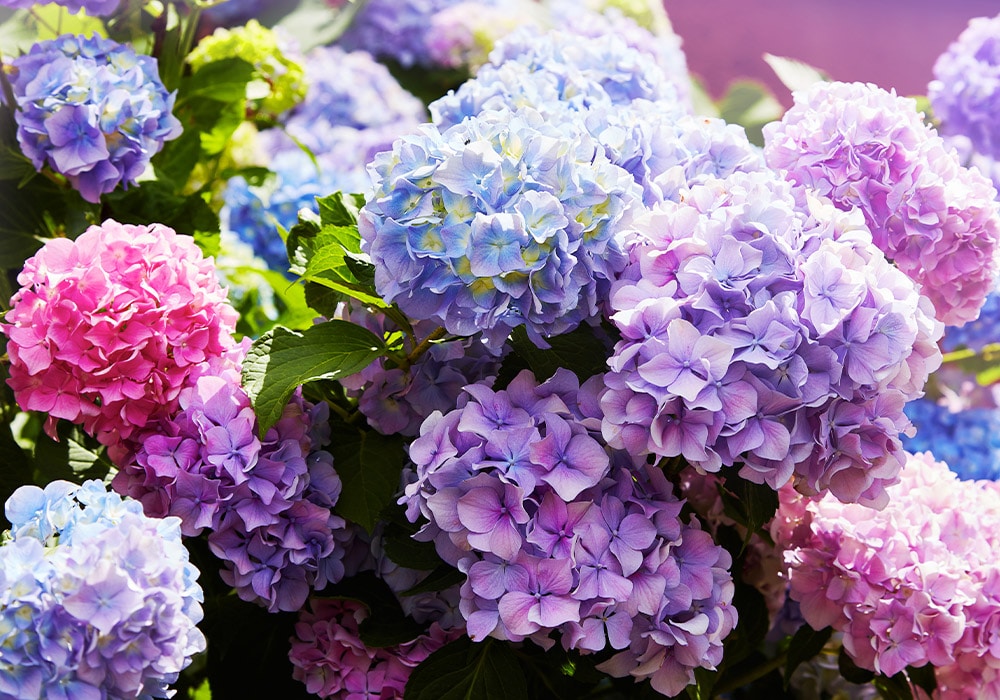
[{"x1": 3, "y1": 3, "x2": 1000, "y2": 700}]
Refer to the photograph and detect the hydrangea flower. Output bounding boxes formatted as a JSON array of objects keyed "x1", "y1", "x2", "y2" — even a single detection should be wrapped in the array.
[
  {"x1": 360, "y1": 106, "x2": 641, "y2": 349},
  {"x1": 337, "y1": 306, "x2": 506, "y2": 436},
  {"x1": 902, "y1": 399, "x2": 1000, "y2": 481},
  {"x1": 113, "y1": 359, "x2": 350, "y2": 613},
  {"x1": 335, "y1": 0, "x2": 481, "y2": 68},
  {"x1": 0, "y1": 480, "x2": 205, "y2": 700},
  {"x1": 187, "y1": 20, "x2": 306, "y2": 121},
  {"x1": 6, "y1": 34, "x2": 181, "y2": 202},
  {"x1": 601, "y1": 171, "x2": 943, "y2": 507},
  {"x1": 775, "y1": 452, "x2": 1000, "y2": 697},
  {"x1": 3, "y1": 219, "x2": 239, "y2": 453},
  {"x1": 426, "y1": 0, "x2": 548, "y2": 70},
  {"x1": 289, "y1": 598, "x2": 462, "y2": 698},
  {"x1": 401, "y1": 369, "x2": 736, "y2": 696},
  {"x1": 929, "y1": 14, "x2": 1000, "y2": 160},
  {"x1": 0, "y1": 0, "x2": 119, "y2": 14},
  {"x1": 941, "y1": 289, "x2": 1000, "y2": 352},
  {"x1": 763, "y1": 80, "x2": 1000, "y2": 327}
]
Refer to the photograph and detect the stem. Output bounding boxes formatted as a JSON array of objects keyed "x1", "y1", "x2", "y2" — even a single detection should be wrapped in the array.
[
  {"x1": 941, "y1": 342, "x2": 1000, "y2": 365},
  {"x1": 401, "y1": 326, "x2": 448, "y2": 369},
  {"x1": 711, "y1": 650, "x2": 788, "y2": 696},
  {"x1": 28, "y1": 7, "x2": 59, "y2": 35}
]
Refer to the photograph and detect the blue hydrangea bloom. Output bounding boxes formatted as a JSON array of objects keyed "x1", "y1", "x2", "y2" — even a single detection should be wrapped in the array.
[
  {"x1": 942, "y1": 290, "x2": 1000, "y2": 352},
  {"x1": 7, "y1": 34, "x2": 181, "y2": 202},
  {"x1": 930, "y1": 14, "x2": 1000, "y2": 160},
  {"x1": 360, "y1": 106, "x2": 642, "y2": 349},
  {"x1": 0, "y1": 480, "x2": 205, "y2": 700},
  {"x1": 903, "y1": 400, "x2": 1000, "y2": 481}
]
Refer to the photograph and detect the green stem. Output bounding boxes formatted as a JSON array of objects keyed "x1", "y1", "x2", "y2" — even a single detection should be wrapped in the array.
[
  {"x1": 711, "y1": 651, "x2": 788, "y2": 696},
  {"x1": 400, "y1": 327, "x2": 447, "y2": 370},
  {"x1": 28, "y1": 7, "x2": 59, "y2": 35},
  {"x1": 941, "y1": 342, "x2": 1000, "y2": 365}
]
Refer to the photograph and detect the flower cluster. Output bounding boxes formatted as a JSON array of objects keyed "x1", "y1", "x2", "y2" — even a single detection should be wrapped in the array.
[
  {"x1": 3, "y1": 219, "x2": 239, "y2": 452},
  {"x1": 0, "y1": 0, "x2": 119, "y2": 14},
  {"x1": 401, "y1": 369, "x2": 736, "y2": 696},
  {"x1": 114, "y1": 363, "x2": 350, "y2": 613},
  {"x1": 289, "y1": 597, "x2": 461, "y2": 699},
  {"x1": 360, "y1": 106, "x2": 641, "y2": 349},
  {"x1": 6, "y1": 34, "x2": 181, "y2": 202},
  {"x1": 929, "y1": 13, "x2": 1000, "y2": 160},
  {"x1": 426, "y1": 0, "x2": 547, "y2": 70},
  {"x1": 775, "y1": 452, "x2": 1000, "y2": 697},
  {"x1": 602, "y1": 170, "x2": 943, "y2": 506},
  {"x1": 941, "y1": 290, "x2": 1000, "y2": 352},
  {"x1": 187, "y1": 20, "x2": 306, "y2": 121},
  {"x1": 763, "y1": 80, "x2": 1000, "y2": 327},
  {"x1": 337, "y1": 306, "x2": 506, "y2": 436},
  {"x1": 431, "y1": 27, "x2": 684, "y2": 131},
  {"x1": 0, "y1": 480, "x2": 205, "y2": 699},
  {"x1": 903, "y1": 399, "x2": 1000, "y2": 481}
]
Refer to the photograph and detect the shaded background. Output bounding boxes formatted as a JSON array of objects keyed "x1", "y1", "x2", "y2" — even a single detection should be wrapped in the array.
[{"x1": 664, "y1": 0, "x2": 1000, "y2": 105}]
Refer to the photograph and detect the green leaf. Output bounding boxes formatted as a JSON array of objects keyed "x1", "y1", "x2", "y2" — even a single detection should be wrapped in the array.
[
  {"x1": 379, "y1": 504, "x2": 444, "y2": 570},
  {"x1": 0, "y1": 420, "x2": 34, "y2": 530},
  {"x1": 401, "y1": 565, "x2": 465, "y2": 597},
  {"x1": 405, "y1": 638, "x2": 529, "y2": 700},
  {"x1": 316, "y1": 191, "x2": 366, "y2": 228},
  {"x1": 104, "y1": 182, "x2": 219, "y2": 238},
  {"x1": 686, "y1": 667, "x2": 718, "y2": 700},
  {"x1": 838, "y1": 647, "x2": 876, "y2": 685},
  {"x1": 906, "y1": 664, "x2": 936, "y2": 696},
  {"x1": 152, "y1": 128, "x2": 203, "y2": 190},
  {"x1": 763, "y1": 53, "x2": 829, "y2": 95},
  {"x1": 180, "y1": 57, "x2": 256, "y2": 104},
  {"x1": 873, "y1": 672, "x2": 914, "y2": 700},
  {"x1": 242, "y1": 322, "x2": 386, "y2": 435},
  {"x1": 31, "y1": 422, "x2": 114, "y2": 487},
  {"x1": 328, "y1": 426, "x2": 406, "y2": 533},
  {"x1": 717, "y1": 470, "x2": 779, "y2": 549},
  {"x1": 720, "y1": 582, "x2": 770, "y2": 667},
  {"x1": 783, "y1": 625, "x2": 833, "y2": 688},
  {"x1": 504, "y1": 323, "x2": 616, "y2": 384},
  {"x1": 715, "y1": 80, "x2": 784, "y2": 147}
]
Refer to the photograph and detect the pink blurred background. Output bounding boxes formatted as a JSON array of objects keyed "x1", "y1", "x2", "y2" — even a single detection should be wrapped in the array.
[{"x1": 664, "y1": 0, "x2": 1000, "y2": 105}]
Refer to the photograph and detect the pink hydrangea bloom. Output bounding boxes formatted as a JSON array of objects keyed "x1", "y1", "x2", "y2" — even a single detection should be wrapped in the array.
[
  {"x1": 288, "y1": 597, "x2": 461, "y2": 699},
  {"x1": 4, "y1": 220, "x2": 239, "y2": 449},
  {"x1": 776, "y1": 451, "x2": 1000, "y2": 695},
  {"x1": 763, "y1": 81, "x2": 1000, "y2": 327}
]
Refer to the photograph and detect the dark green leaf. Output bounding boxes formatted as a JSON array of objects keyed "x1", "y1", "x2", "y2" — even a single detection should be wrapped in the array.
[
  {"x1": 328, "y1": 426, "x2": 406, "y2": 533},
  {"x1": 873, "y1": 672, "x2": 914, "y2": 700},
  {"x1": 242, "y1": 322, "x2": 386, "y2": 435},
  {"x1": 783, "y1": 625, "x2": 833, "y2": 688},
  {"x1": 104, "y1": 182, "x2": 219, "y2": 237},
  {"x1": 718, "y1": 470, "x2": 779, "y2": 549},
  {"x1": 321, "y1": 571, "x2": 426, "y2": 647},
  {"x1": 505, "y1": 322, "x2": 616, "y2": 384},
  {"x1": 906, "y1": 664, "x2": 936, "y2": 696},
  {"x1": 316, "y1": 191, "x2": 366, "y2": 228},
  {"x1": 401, "y1": 565, "x2": 464, "y2": 597},
  {"x1": 380, "y1": 510, "x2": 444, "y2": 570},
  {"x1": 686, "y1": 667, "x2": 717, "y2": 700},
  {"x1": 180, "y1": 57, "x2": 256, "y2": 103},
  {"x1": 152, "y1": 128, "x2": 202, "y2": 189},
  {"x1": 838, "y1": 647, "x2": 876, "y2": 685},
  {"x1": 405, "y1": 637, "x2": 529, "y2": 700},
  {"x1": 0, "y1": 420, "x2": 34, "y2": 530},
  {"x1": 720, "y1": 582, "x2": 770, "y2": 667},
  {"x1": 31, "y1": 422, "x2": 114, "y2": 486}
]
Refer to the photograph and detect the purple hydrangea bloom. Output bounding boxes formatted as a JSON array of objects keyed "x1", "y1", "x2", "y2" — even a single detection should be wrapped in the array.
[
  {"x1": 401, "y1": 369, "x2": 736, "y2": 694},
  {"x1": 763, "y1": 80, "x2": 1000, "y2": 327},
  {"x1": 0, "y1": 480, "x2": 205, "y2": 700},
  {"x1": 930, "y1": 14, "x2": 1000, "y2": 160},
  {"x1": 0, "y1": 0, "x2": 119, "y2": 15},
  {"x1": 112, "y1": 355, "x2": 351, "y2": 613},
  {"x1": 360, "y1": 106, "x2": 642, "y2": 350},
  {"x1": 335, "y1": 0, "x2": 484, "y2": 68},
  {"x1": 7, "y1": 34, "x2": 181, "y2": 202},
  {"x1": 602, "y1": 170, "x2": 943, "y2": 507}
]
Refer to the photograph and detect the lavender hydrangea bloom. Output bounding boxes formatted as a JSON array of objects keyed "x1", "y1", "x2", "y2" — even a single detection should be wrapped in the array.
[
  {"x1": 0, "y1": 0, "x2": 119, "y2": 15},
  {"x1": 7, "y1": 34, "x2": 181, "y2": 202},
  {"x1": 902, "y1": 399, "x2": 1000, "y2": 481},
  {"x1": 336, "y1": 0, "x2": 482, "y2": 68},
  {"x1": 763, "y1": 80, "x2": 1000, "y2": 327},
  {"x1": 113, "y1": 357, "x2": 350, "y2": 613},
  {"x1": 930, "y1": 14, "x2": 1000, "y2": 160},
  {"x1": 401, "y1": 369, "x2": 736, "y2": 694},
  {"x1": 360, "y1": 106, "x2": 641, "y2": 349},
  {"x1": 0, "y1": 480, "x2": 205, "y2": 700},
  {"x1": 602, "y1": 171, "x2": 943, "y2": 507}
]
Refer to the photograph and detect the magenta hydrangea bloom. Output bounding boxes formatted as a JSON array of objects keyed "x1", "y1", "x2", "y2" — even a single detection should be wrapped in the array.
[
  {"x1": 4, "y1": 219, "x2": 239, "y2": 452},
  {"x1": 763, "y1": 80, "x2": 1000, "y2": 327},
  {"x1": 775, "y1": 451, "x2": 1000, "y2": 697},
  {"x1": 401, "y1": 369, "x2": 736, "y2": 695},
  {"x1": 114, "y1": 357, "x2": 351, "y2": 613},
  {"x1": 930, "y1": 14, "x2": 1000, "y2": 161},
  {"x1": 289, "y1": 597, "x2": 462, "y2": 699},
  {"x1": 601, "y1": 171, "x2": 943, "y2": 507},
  {"x1": 7, "y1": 34, "x2": 181, "y2": 202},
  {"x1": 0, "y1": 480, "x2": 205, "y2": 700}
]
